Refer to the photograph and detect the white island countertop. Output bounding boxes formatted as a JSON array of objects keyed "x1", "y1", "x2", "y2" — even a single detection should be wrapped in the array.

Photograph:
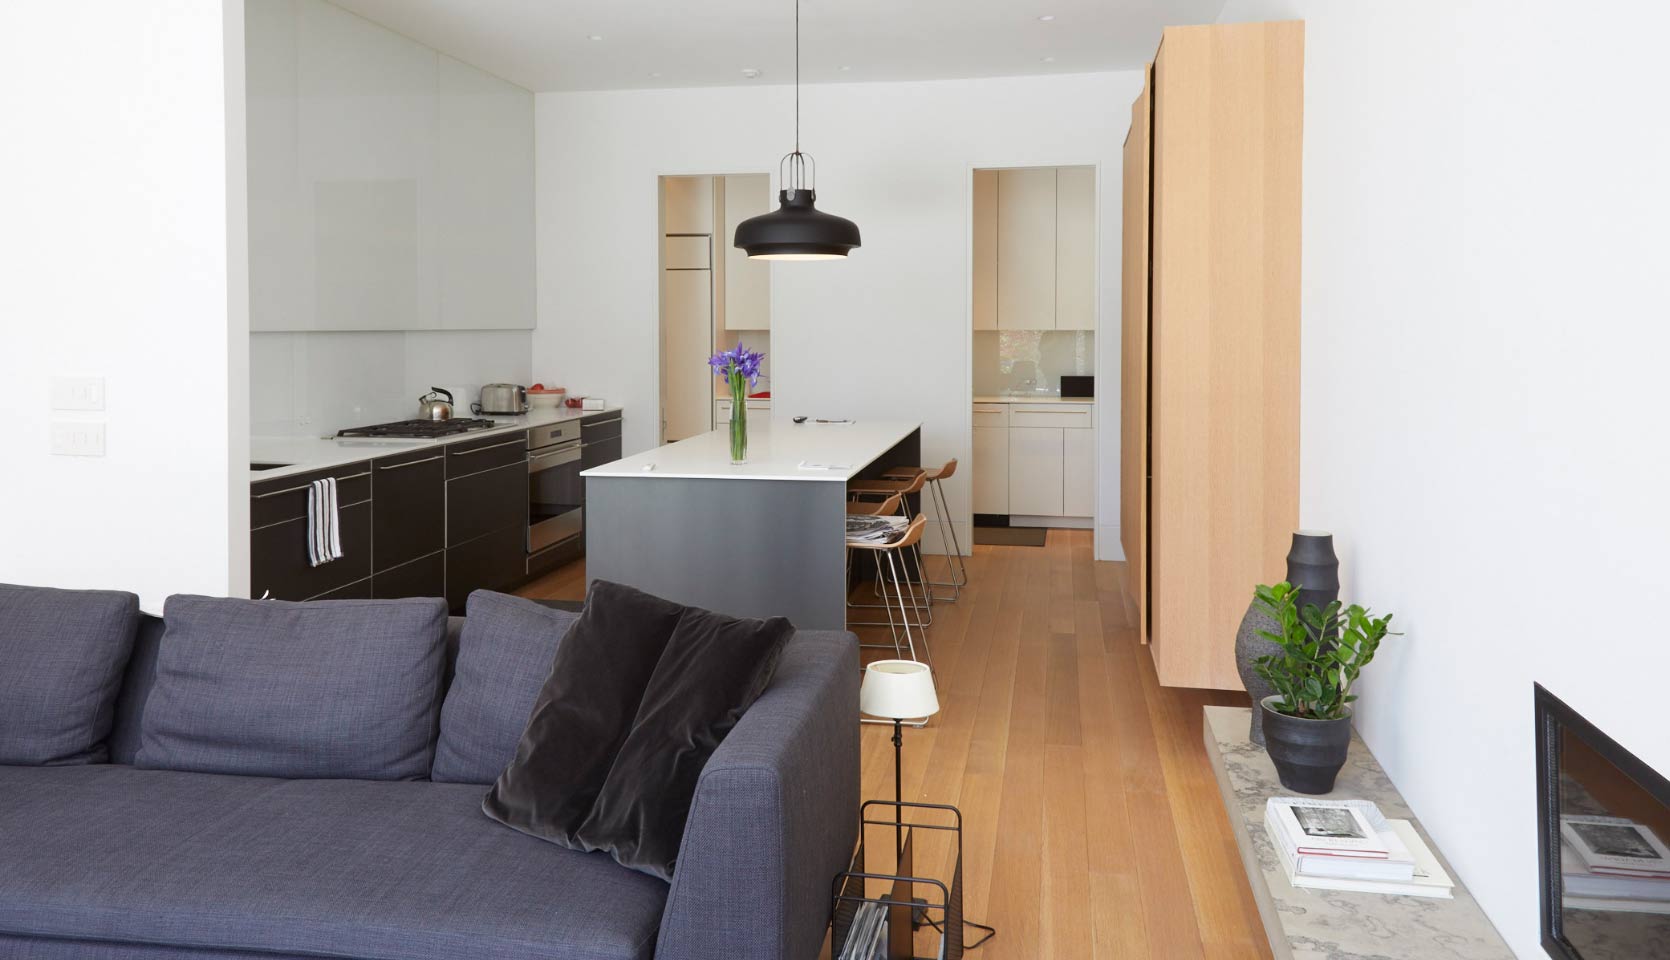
[
  {"x1": 251, "y1": 405, "x2": 619, "y2": 482},
  {"x1": 582, "y1": 418, "x2": 920, "y2": 482},
  {"x1": 973, "y1": 395, "x2": 1096, "y2": 404}
]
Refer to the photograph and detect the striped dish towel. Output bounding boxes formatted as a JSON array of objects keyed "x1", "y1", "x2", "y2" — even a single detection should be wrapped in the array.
[{"x1": 307, "y1": 478, "x2": 343, "y2": 567}]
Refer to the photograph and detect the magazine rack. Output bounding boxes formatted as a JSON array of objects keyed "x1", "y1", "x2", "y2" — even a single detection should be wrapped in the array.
[{"x1": 831, "y1": 800, "x2": 964, "y2": 960}]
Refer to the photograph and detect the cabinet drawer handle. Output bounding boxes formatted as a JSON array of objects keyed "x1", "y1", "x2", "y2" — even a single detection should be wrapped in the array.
[
  {"x1": 376, "y1": 454, "x2": 443, "y2": 471},
  {"x1": 252, "y1": 470, "x2": 370, "y2": 498},
  {"x1": 450, "y1": 438, "x2": 526, "y2": 456}
]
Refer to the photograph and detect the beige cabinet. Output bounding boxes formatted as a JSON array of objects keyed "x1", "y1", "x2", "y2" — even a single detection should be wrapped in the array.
[
  {"x1": 662, "y1": 177, "x2": 714, "y2": 235},
  {"x1": 1055, "y1": 166, "x2": 1097, "y2": 331},
  {"x1": 996, "y1": 168, "x2": 1057, "y2": 330},
  {"x1": 661, "y1": 269, "x2": 713, "y2": 443},
  {"x1": 1007, "y1": 426, "x2": 1064, "y2": 516},
  {"x1": 1063, "y1": 427, "x2": 1094, "y2": 517},
  {"x1": 971, "y1": 405, "x2": 1010, "y2": 515},
  {"x1": 972, "y1": 170, "x2": 998, "y2": 330},
  {"x1": 722, "y1": 175, "x2": 772, "y2": 330},
  {"x1": 1122, "y1": 21, "x2": 1303, "y2": 690}
]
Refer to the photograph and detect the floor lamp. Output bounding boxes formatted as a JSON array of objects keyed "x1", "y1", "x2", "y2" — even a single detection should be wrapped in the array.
[{"x1": 859, "y1": 660, "x2": 940, "y2": 859}]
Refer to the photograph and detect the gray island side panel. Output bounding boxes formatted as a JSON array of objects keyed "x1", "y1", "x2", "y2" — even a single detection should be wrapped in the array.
[{"x1": 584, "y1": 475, "x2": 850, "y2": 630}]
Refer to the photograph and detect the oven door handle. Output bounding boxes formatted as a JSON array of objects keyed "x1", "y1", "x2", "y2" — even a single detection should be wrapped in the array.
[{"x1": 529, "y1": 445, "x2": 582, "y2": 472}]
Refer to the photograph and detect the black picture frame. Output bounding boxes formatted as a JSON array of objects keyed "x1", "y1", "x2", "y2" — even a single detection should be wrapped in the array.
[{"x1": 1534, "y1": 682, "x2": 1670, "y2": 959}]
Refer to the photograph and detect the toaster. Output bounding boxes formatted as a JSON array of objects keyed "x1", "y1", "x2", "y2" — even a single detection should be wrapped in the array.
[{"x1": 475, "y1": 383, "x2": 528, "y2": 415}]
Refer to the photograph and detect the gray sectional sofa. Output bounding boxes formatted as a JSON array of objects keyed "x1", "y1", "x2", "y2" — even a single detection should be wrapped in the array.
[{"x1": 0, "y1": 597, "x2": 859, "y2": 960}]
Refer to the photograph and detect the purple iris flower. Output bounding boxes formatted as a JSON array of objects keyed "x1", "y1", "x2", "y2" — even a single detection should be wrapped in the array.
[{"x1": 708, "y1": 341, "x2": 766, "y2": 389}]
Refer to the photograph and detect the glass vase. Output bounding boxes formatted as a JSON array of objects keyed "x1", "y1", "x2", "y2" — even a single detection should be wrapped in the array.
[{"x1": 728, "y1": 387, "x2": 748, "y2": 464}]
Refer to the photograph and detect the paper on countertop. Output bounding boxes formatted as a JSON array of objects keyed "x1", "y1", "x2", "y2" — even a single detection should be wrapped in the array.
[{"x1": 797, "y1": 460, "x2": 853, "y2": 471}]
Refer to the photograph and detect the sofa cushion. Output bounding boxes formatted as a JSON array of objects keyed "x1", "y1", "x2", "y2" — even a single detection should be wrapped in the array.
[
  {"x1": 483, "y1": 580, "x2": 687, "y2": 846},
  {"x1": 0, "y1": 765, "x2": 667, "y2": 960},
  {"x1": 575, "y1": 608, "x2": 794, "y2": 879},
  {"x1": 0, "y1": 583, "x2": 139, "y2": 765},
  {"x1": 432, "y1": 591, "x2": 580, "y2": 784},
  {"x1": 135, "y1": 595, "x2": 447, "y2": 780}
]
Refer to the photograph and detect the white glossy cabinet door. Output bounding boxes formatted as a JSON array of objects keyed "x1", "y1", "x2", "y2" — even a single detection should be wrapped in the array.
[
  {"x1": 1009, "y1": 426, "x2": 1064, "y2": 516},
  {"x1": 972, "y1": 170, "x2": 998, "y2": 331},
  {"x1": 436, "y1": 55, "x2": 534, "y2": 329},
  {"x1": 972, "y1": 424, "x2": 1010, "y2": 515},
  {"x1": 997, "y1": 168, "x2": 1056, "y2": 330},
  {"x1": 247, "y1": 0, "x2": 301, "y2": 332},
  {"x1": 1063, "y1": 426, "x2": 1094, "y2": 516},
  {"x1": 1055, "y1": 166, "x2": 1096, "y2": 331},
  {"x1": 296, "y1": 0, "x2": 439, "y2": 330},
  {"x1": 723, "y1": 174, "x2": 771, "y2": 330}
]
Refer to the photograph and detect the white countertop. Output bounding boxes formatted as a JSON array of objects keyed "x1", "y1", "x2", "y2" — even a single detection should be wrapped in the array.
[
  {"x1": 974, "y1": 395, "x2": 1096, "y2": 404},
  {"x1": 581, "y1": 418, "x2": 920, "y2": 482},
  {"x1": 250, "y1": 405, "x2": 619, "y2": 482}
]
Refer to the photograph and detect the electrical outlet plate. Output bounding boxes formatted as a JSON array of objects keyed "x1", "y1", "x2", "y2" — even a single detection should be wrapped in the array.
[
  {"x1": 51, "y1": 421, "x2": 106, "y2": 457},
  {"x1": 50, "y1": 376, "x2": 105, "y2": 411}
]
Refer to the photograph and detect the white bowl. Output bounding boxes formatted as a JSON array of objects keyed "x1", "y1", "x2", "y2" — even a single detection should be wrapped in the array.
[{"x1": 529, "y1": 392, "x2": 565, "y2": 410}]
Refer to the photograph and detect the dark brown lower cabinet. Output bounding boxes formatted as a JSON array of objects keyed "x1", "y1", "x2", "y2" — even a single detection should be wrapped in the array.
[
  {"x1": 446, "y1": 525, "x2": 525, "y2": 613},
  {"x1": 447, "y1": 461, "x2": 527, "y2": 547},
  {"x1": 371, "y1": 550, "x2": 446, "y2": 600},
  {"x1": 250, "y1": 500, "x2": 372, "y2": 601}
]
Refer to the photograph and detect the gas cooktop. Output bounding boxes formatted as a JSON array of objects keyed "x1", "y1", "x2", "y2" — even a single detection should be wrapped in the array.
[{"x1": 336, "y1": 418, "x2": 499, "y2": 439}]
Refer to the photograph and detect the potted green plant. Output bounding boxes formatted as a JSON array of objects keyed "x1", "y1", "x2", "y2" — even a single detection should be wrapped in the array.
[{"x1": 1251, "y1": 581, "x2": 1394, "y2": 794}]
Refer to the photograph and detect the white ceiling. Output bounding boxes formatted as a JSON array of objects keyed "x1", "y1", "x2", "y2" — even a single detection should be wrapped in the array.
[{"x1": 325, "y1": 0, "x2": 1227, "y2": 93}]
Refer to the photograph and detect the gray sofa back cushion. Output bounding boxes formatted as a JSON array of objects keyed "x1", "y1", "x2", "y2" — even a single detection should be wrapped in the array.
[
  {"x1": 0, "y1": 583, "x2": 139, "y2": 765},
  {"x1": 135, "y1": 595, "x2": 448, "y2": 780},
  {"x1": 431, "y1": 591, "x2": 579, "y2": 784}
]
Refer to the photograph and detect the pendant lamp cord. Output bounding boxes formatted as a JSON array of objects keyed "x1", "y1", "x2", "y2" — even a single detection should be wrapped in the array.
[{"x1": 794, "y1": 0, "x2": 800, "y2": 154}]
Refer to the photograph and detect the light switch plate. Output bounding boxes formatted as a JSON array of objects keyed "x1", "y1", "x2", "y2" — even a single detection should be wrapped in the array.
[
  {"x1": 51, "y1": 421, "x2": 106, "y2": 457},
  {"x1": 51, "y1": 376, "x2": 105, "y2": 411}
]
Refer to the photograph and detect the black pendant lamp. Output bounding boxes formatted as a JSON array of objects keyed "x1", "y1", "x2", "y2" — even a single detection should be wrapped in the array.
[{"x1": 732, "y1": 0, "x2": 860, "y2": 260}]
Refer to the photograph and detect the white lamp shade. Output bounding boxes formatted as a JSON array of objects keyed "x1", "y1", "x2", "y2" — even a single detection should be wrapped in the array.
[{"x1": 859, "y1": 660, "x2": 940, "y2": 720}]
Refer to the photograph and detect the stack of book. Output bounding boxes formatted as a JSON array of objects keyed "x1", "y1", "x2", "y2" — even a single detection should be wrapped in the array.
[
  {"x1": 1265, "y1": 797, "x2": 1455, "y2": 898},
  {"x1": 845, "y1": 515, "x2": 907, "y2": 544},
  {"x1": 1562, "y1": 815, "x2": 1670, "y2": 914}
]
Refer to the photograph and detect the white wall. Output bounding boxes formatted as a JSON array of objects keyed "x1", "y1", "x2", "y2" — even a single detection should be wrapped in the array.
[
  {"x1": 0, "y1": 1, "x2": 249, "y2": 612},
  {"x1": 250, "y1": 329, "x2": 533, "y2": 435},
  {"x1": 1215, "y1": 2, "x2": 1670, "y2": 955},
  {"x1": 532, "y1": 72, "x2": 1143, "y2": 558}
]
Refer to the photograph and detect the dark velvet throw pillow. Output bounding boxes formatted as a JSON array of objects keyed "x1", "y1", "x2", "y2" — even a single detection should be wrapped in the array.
[
  {"x1": 574, "y1": 607, "x2": 794, "y2": 880},
  {"x1": 482, "y1": 580, "x2": 687, "y2": 845}
]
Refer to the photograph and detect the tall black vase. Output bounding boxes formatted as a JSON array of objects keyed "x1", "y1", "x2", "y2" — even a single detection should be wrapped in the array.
[{"x1": 1235, "y1": 531, "x2": 1340, "y2": 745}]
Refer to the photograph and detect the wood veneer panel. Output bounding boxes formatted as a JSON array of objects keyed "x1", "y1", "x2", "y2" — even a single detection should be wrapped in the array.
[
  {"x1": 1121, "y1": 66, "x2": 1153, "y2": 645},
  {"x1": 1150, "y1": 22, "x2": 1303, "y2": 690}
]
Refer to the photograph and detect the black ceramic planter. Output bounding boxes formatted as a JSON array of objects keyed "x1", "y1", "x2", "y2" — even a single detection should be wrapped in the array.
[{"x1": 1260, "y1": 696, "x2": 1352, "y2": 794}]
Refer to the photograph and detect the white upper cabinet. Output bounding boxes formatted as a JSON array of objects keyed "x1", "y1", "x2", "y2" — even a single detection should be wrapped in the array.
[
  {"x1": 977, "y1": 165, "x2": 1096, "y2": 333},
  {"x1": 996, "y1": 168, "x2": 1057, "y2": 330},
  {"x1": 436, "y1": 56, "x2": 535, "y2": 330},
  {"x1": 247, "y1": 0, "x2": 534, "y2": 332},
  {"x1": 1055, "y1": 166, "x2": 1096, "y2": 331},
  {"x1": 722, "y1": 174, "x2": 772, "y2": 331},
  {"x1": 972, "y1": 170, "x2": 998, "y2": 331}
]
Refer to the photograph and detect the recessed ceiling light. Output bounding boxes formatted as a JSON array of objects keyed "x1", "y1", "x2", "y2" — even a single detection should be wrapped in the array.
[
  {"x1": 1040, "y1": 55, "x2": 1056, "y2": 63},
  {"x1": 741, "y1": 67, "x2": 762, "y2": 79},
  {"x1": 839, "y1": 65, "x2": 852, "y2": 72},
  {"x1": 649, "y1": 72, "x2": 662, "y2": 78},
  {"x1": 587, "y1": 34, "x2": 603, "y2": 41},
  {"x1": 1037, "y1": 14, "x2": 1056, "y2": 21}
]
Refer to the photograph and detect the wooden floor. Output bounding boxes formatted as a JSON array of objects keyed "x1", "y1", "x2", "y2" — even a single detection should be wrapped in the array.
[{"x1": 518, "y1": 528, "x2": 1272, "y2": 960}]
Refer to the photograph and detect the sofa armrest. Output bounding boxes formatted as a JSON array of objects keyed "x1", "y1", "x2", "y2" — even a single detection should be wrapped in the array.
[{"x1": 656, "y1": 630, "x2": 859, "y2": 960}]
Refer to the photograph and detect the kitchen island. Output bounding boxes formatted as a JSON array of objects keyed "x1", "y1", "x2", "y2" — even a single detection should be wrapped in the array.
[{"x1": 582, "y1": 419, "x2": 921, "y2": 630}]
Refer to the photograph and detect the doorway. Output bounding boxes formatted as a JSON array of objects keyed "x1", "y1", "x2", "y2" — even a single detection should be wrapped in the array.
[
  {"x1": 656, "y1": 174, "x2": 774, "y2": 445},
  {"x1": 967, "y1": 165, "x2": 1098, "y2": 544}
]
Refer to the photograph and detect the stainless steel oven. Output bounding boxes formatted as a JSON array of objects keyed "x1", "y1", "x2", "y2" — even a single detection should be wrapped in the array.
[{"x1": 527, "y1": 421, "x2": 583, "y2": 553}]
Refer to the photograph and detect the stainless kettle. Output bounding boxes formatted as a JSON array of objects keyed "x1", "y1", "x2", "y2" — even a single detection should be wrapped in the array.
[{"x1": 418, "y1": 387, "x2": 454, "y2": 421}]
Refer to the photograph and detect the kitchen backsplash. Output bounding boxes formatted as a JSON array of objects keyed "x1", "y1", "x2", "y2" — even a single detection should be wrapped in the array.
[
  {"x1": 252, "y1": 330, "x2": 534, "y2": 436},
  {"x1": 972, "y1": 330, "x2": 1094, "y2": 397}
]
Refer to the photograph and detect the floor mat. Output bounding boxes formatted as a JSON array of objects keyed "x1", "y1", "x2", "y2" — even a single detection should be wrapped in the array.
[{"x1": 972, "y1": 526, "x2": 1048, "y2": 547}]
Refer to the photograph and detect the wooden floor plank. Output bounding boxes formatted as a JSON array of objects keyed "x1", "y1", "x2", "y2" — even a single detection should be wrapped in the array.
[{"x1": 516, "y1": 528, "x2": 1267, "y2": 960}]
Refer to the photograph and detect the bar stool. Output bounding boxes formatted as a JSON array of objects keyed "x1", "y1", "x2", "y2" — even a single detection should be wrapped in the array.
[
  {"x1": 882, "y1": 459, "x2": 968, "y2": 601},
  {"x1": 846, "y1": 491, "x2": 932, "y2": 632},
  {"x1": 848, "y1": 470, "x2": 937, "y2": 611},
  {"x1": 845, "y1": 514, "x2": 933, "y2": 667}
]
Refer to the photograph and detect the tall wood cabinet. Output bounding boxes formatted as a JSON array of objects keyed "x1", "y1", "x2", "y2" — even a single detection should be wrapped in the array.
[{"x1": 1121, "y1": 21, "x2": 1304, "y2": 690}]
